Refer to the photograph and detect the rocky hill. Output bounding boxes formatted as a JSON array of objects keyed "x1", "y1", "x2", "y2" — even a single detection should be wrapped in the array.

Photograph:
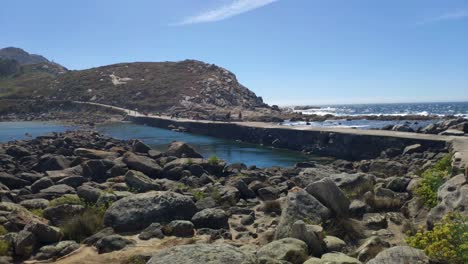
[
  {"x1": 0, "y1": 47, "x2": 53, "y2": 65},
  {"x1": 0, "y1": 47, "x2": 274, "y2": 119}
]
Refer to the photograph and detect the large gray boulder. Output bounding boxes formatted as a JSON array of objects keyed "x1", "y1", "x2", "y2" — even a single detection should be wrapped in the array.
[
  {"x1": 290, "y1": 220, "x2": 323, "y2": 257},
  {"x1": 275, "y1": 189, "x2": 330, "y2": 239},
  {"x1": 24, "y1": 221, "x2": 62, "y2": 244},
  {"x1": 329, "y1": 173, "x2": 375, "y2": 197},
  {"x1": 428, "y1": 174, "x2": 468, "y2": 227},
  {"x1": 147, "y1": 243, "x2": 256, "y2": 264},
  {"x1": 34, "y1": 240, "x2": 80, "y2": 261},
  {"x1": 74, "y1": 148, "x2": 119, "y2": 159},
  {"x1": 95, "y1": 234, "x2": 135, "y2": 254},
  {"x1": 257, "y1": 238, "x2": 309, "y2": 264},
  {"x1": 367, "y1": 246, "x2": 429, "y2": 264},
  {"x1": 166, "y1": 142, "x2": 203, "y2": 158},
  {"x1": 122, "y1": 152, "x2": 162, "y2": 178},
  {"x1": 306, "y1": 177, "x2": 350, "y2": 218},
  {"x1": 125, "y1": 170, "x2": 161, "y2": 192},
  {"x1": 191, "y1": 208, "x2": 229, "y2": 229},
  {"x1": 104, "y1": 191, "x2": 197, "y2": 232},
  {"x1": 82, "y1": 159, "x2": 115, "y2": 182},
  {"x1": 304, "y1": 253, "x2": 362, "y2": 264}
]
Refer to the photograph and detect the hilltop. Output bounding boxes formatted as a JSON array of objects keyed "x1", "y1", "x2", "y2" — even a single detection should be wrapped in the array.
[{"x1": 0, "y1": 47, "x2": 276, "y2": 120}]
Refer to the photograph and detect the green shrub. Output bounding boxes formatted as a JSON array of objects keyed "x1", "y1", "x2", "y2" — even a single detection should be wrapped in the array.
[
  {"x1": 186, "y1": 158, "x2": 193, "y2": 165},
  {"x1": 0, "y1": 226, "x2": 7, "y2": 236},
  {"x1": 415, "y1": 154, "x2": 452, "y2": 207},
  {"x1": 208, "y1": 155, "x2": 220, "y2": 165},
  {"x1": 60, "y1": 206, "x2": 106, "y2": 242},
  {"x1": 0, "y1": 240, "x2": 10, "y2": 256},
  {"x1": 406, "y1": 212, "x2": 467, "y2": 264},
  {"x1": 29, "y1": 208, "x2": 44, "y2": 218},
  {"x1": 190, "y1": 190, "x2": 205, "y2": 201},
  {"x1": 49, "y1": 194, "x2": 85, "y2": 207}
]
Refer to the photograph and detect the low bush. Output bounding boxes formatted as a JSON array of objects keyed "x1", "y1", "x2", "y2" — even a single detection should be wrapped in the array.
[
  {"x1": 406, "y1": 212, "x2": 467, "y2": 264},
  {"x1": 0, "y1": 240, "x2": 10, "y2": 256},
  {"x1": 60, "y1": 205, "x2": 106, "y2": 242},
  {"x1": 207, "y1": 155, "x2": 220, "y2": 165},
  {"x1": 29, "y1": 208, "x2": 44, "y2": 218},
  {"x1": 0, "y1": 226, "x2": 7, "y2": 236},
  {"x1": 49, "y1": 194, "x2": 85, "y2": 207},
  {"x1": 415, "y1": 154, "x2": 452, "y2": 207}
]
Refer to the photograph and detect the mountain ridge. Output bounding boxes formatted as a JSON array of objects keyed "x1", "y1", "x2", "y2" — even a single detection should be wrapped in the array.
[{"x1": 0, "y1": 47, "x2": 276, "y2": 120}]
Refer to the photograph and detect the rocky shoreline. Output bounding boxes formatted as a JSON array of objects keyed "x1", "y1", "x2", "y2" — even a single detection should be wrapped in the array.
[{"x1": 0, "y1": 129, "x2": 466, "y2": 263}]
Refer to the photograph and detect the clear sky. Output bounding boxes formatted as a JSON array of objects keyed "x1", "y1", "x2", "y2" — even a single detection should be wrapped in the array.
[{"x1": 1, "y1": 0, "x2": 468, "y2": 105}]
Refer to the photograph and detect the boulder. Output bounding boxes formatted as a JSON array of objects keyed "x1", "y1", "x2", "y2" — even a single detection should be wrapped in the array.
[
  {"x1": 367, "y1": 160, "x2": 406, "y2": 177},
  {"x1": 104, "y1": 191, "x2": 197, "y2": 232},
  {"x1": 0, "y1": 172, "x2": 29, "y2": 189},
  {"x1": 95, "y1": 235, "x2": 135, "y2": 254},
  {"x1": 306, "y1": 177, "x2": 350, "y2": 218},
  {"x1": 24, "y1": 222, "x2": 62, "y2": 244},
  {"x1": 6, "y1": 145, "x2": 31, "y2": 158},
  {"x1": 82, "y1": 159, "x2": 115, "y2": 182},
  {"x1": 82, "y1": 227, "x2": 115, "y2": 246},
  {"x1": 257, "y1": 238, "x2": 308, "y2": 264},
  {"x1": 122, "y1": 152, "x2": 162, "y2": 178},
  {"x1": 138, "y1": 223, "x2": 164, "y2": 240},
  {"x1": 324, "y1": 236, "x2": 347, "y2": 252},
  {"x1": 147, "y1": 243, "x2": 256, "y2": 264},
  {"x1": 43, "y1": 204, "x2": 85, "y2": 226},
  {"x1": 166, "y1": 142, "x2": 203, "y2": 158},
  {"x1": 39, "y1": 184, "x2": 75, "y2": 198},
  {"x1": 31, "y1": 177, "x2": 54, "y2": 193},
  {"x1": 304, "y1": 253, "x2": 362, "y2": 264},
  {"x1": 275, "y1": 189, "x2": 330, "y2": 239},
  {"x1": 191, "y1": 208, "x2": 229, "y2": 229},
  {"x1": 367, "y1": 246, "x2": 429, "y2": 264},
  {"x1": 35, "y1": 155, "x2": 71, "y2": 172},
  {"x1": 402, "y1": 144, "x2": 423, "y2": 155},
  {"x1": 125, "y1": 170, "x2": 161, "y2": 192},
  {"x1": 19, "y1": 199, "x2": 49, "y2": 210},
  {"x1": 290, "y1": 220, "x2": 323, "y2": 257},
  {"x1": 354, "y1": 236, "x2": 390, "y2": 262},
  {"x1": 14, "y1": 230, "x2": 36, "y2": 257},
  {"x1": 428, "y1": 174, "x2": 468, "y2": 227},
  {"x1": 329, "y1": 173, "x2": 375, "y2": 197},
  {"x1": 364, "y1": 187, "x2": 408, "y2": 210},
  {"x1": 74, "y1": 148, "x2": 118, "y2": 159},
  {"x1": 163, "y1": 220, "x2": 194, "y2": 237},
  {"x1": 57, "y1": 175, "x2": 87, "y2": 188},
  {"x1": 131, "y1": 139, "x2": 152, "y2": 153},
  {"x1": 34, "y1": 240, "x2": 79, "y2": 261},
  {"x1": 77, "y1": 185, "x2": 103, "y2": 204}
]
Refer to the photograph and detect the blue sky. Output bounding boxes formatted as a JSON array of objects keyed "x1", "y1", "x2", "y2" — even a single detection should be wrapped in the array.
[{"x1": 1, "y1": 0, "x2": 467, "y2": 105}]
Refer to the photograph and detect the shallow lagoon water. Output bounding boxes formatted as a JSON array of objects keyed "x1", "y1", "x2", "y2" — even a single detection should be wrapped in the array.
[
  {"x1": 0, "y1": 121, "x2": 74, "y2": 142},
  {"x1": 96, "y1": 122, "x2": 314, "y2": 167},
  {"x1": 0, "y1": 121, "x2": 313, "y2": 167}
]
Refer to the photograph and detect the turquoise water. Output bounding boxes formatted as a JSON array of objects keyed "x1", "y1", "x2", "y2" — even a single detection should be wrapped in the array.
[
  {"x1": 0, "y1": 121, "x2": 312, "y2": 167},
  {"x1": 0, "y1": 121, "x2": 74, "y2": 142},
  {"x1": 96, "y1": 122, "x2": 312, "y2": 167}
]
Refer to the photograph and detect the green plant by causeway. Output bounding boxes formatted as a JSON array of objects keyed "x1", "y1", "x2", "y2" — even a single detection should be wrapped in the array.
[
  {"x1": 415, "y1": 154, "x2": 452, "y2": 207},
  {"x1": 207, "y1": 155, "x2": 220, "y2": 165},
  {"x1": 406, "y1": 212, "x2": 467, "y2": 264}
]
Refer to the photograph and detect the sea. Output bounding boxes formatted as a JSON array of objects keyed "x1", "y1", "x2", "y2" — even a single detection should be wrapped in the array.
[{"x1": 283, "y1": 101, "x2": 468, "y2": 130}]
